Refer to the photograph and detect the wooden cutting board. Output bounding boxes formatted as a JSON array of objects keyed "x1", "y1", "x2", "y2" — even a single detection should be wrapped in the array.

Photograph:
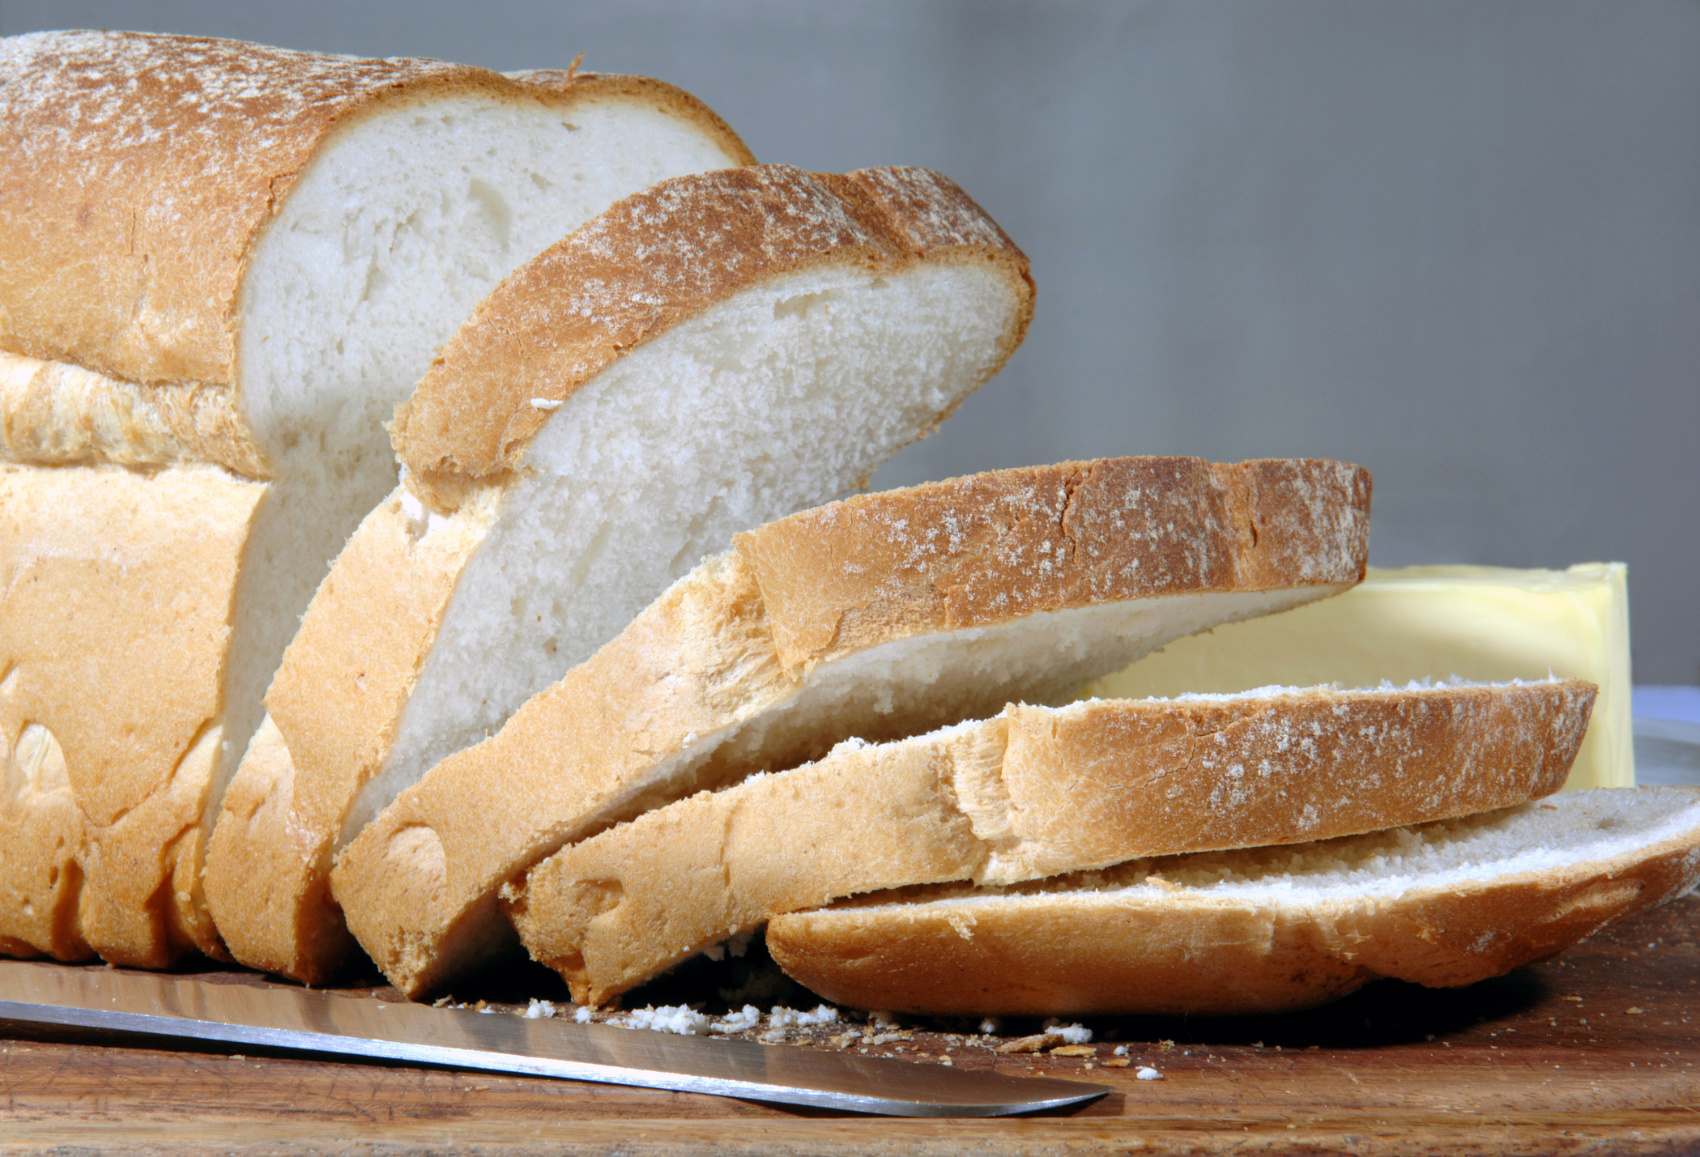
[{"x1": 1, "y1": 894, "x2": 1697, "y2": 1154}]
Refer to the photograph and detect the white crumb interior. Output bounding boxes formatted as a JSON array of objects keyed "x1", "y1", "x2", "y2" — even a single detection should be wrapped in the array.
[
  {"x1": 210, "y1": 93, "x2": 741, "y2": 837},
  {"x1": 345, "y1": 262, "x2": 1020, "y2": 845},
  {"x1": 856, "y1": 788, "x2": 1700, "y2": 912}
]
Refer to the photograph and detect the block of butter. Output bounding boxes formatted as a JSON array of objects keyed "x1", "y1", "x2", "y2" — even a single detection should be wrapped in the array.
[{"x1": 1082, "y1": 563, "x2": 1632, "y2": 790}]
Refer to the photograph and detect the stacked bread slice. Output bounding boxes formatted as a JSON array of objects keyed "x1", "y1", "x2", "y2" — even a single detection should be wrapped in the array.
[
  {"x1": 327, "y1": 455, "x2": 1373, "y2": 995},
  {"x1": 0, "y1": 29, "x2": 754, "y2": 966},
  {"x1": 766, "y1": 787, "x2": 1700, "y2": 1015},
  {"x1": 511, "y1": 678, "x2": 1597, "y2": 1005}
]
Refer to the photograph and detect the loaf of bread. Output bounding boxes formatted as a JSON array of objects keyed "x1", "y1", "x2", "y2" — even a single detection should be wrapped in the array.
[
  {"x1": 204, "y1": 164, "x2": 1037, "y2": 984},
  {"x1": 510, "y1": 678, "x2": 1595, "y2": 1005},
  {"x1": 327, "y1": 456, "x2": 1371, "y2": 996},
  {"x1": 0, "y1": 29, "x2": 752, "y2": 966},
  {"x1": 766, "y1": 787, "x2": 1700, "y2": 1015}
]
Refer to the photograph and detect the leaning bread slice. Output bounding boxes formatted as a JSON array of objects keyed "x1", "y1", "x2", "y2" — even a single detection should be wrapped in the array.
[
  {"x1": 766, "y1": 787, "x2": 1700, "y2": 1016},
  {"x1": 509, "y1": 678, "x2": 1594, "y2": 1006},
  {"x1": 330, "y1": 456, "x2": 1370, "y2": 996},
  {"x1": 0, "y1": 31, "x2": 752, "y2": 967},
  {"x1": 205, "y1": 164, "x2": 1036, "y2": 984}
]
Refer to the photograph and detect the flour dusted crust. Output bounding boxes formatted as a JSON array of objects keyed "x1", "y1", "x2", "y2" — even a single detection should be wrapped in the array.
[
  {"x1": 327, "y1": 456, "x2": 1370, "y2": 996},
  {"x1": 202, "y1": 485, "x2": 499, "y2": 982},
  {"x1": 0, "y1": 30, "x2": 751, "y2": 406},
  {"x1": 766, "y1": 789, "x2": 1700, "y2": 1016},
  {"x1": 736, "y1": 456, "x2": 1370, "y2": 677},
  {"x1": 391, "y1": 164, "x2": 1033, "y2": 508},
  {"x1": 509, "y1": 679, "x2": 1593, "y2": 1005},
  {"x1": 0, "y1": 464, "x2": 263, "y2": 965}
]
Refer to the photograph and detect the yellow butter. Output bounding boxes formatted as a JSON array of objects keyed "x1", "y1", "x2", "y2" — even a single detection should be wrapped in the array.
[{"x1": 1082, "y1": 563, "x2": 1632, "y2": 790}]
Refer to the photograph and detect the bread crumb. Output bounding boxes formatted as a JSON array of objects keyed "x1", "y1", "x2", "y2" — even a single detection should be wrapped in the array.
[
  {"x1": 1102, "y1": 1059, "x2": 1131, "y2": 1068},
  {"x1": 1627, "y1": 1007, "x2": 1647, "y2": 1015},
  {"x1": 1041, "y1": 1019, "x2": 1093, "y2": 1044},
  {"x1": 710, "y1": 1005, "x2": 761, "y2": 1034},
  {"x1": 996, "y1": 1035, "x2": 1050, "y2": 1054},
  {"x1": 523, "y1": 999, "x2": 557, "y2": 1019},
  {"x1": 1051, "y1": 1045, "x2": 1096, "y2": 1057},
  {"x1": 612, "y1": 1005, "x2": 710, "y2": 1035},
  {"x1": 1136, "y1": 1066, "x2": 1163, "y2": 1081},
  {"x1": 769, "y1": 1004, "x2": 837, "y2": 1029}
]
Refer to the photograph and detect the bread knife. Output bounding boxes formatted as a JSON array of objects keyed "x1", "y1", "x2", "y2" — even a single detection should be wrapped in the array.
[{"x1": 0, "y1": 959, "x2": 1104, "y2": 1117}]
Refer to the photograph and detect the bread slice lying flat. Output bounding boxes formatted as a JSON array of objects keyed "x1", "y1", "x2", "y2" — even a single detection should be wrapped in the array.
[
  {"x1": 0, "y1": 30, "x2": 751, "y2": 967},
  {"x1": 766, "y1": 787, "x2": 1700, "y2": 1016},
  {"x1": 328, "y1": 456, "x2": 1371, "y2": 996},
  {"x1": 204, "y1": 164, "x2": 1036, "y2": 984},
  {"x1": 509, "y1": 678, "x2": 1593, "y2": 1005}
]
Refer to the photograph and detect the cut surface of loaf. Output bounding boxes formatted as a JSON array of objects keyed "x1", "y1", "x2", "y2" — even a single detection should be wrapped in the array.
[
  {"x1": 0, "y1": 29, "x2": 752, "y2": 966},
  {"x1": 766, "y1": 787, "x2": 1700, "y2": 1016},
  {"x1": 509, "y1": 678, "x2": 1593, "y2": 1006},
  {"x1": 205, "y1": 164, "x2": 1036, "y2": 984},
  {"x1": 329, "y1": 456, "x2": 1371, "y2": 996}
]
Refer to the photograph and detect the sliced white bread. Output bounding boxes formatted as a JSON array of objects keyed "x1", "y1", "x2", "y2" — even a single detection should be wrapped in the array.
[
  {"x1": 766, "y1": 787, "x2": 1700, "y2": 1016},
  {"x1": 204, "y1": 164, "x2": 1036, "y2": 984},
  {"x1": 509, "y1": 678, "x2": 1595, "y2": 1006},
  {"x1": 0, "y1": 30, "x2": 752, "y2": 967},
  {"x1": 329, "y1": 456, "x2": 1372, "y2": 996}
]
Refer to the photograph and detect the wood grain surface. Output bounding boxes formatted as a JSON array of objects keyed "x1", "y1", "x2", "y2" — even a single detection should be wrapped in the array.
[{"x1": 1, "y1": 893, "x2": 1698, "y2": 1154}]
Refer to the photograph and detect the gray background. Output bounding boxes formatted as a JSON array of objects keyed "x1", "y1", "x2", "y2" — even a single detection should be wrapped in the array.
[{"x1": 5, "y1": 1, "x2": 1696, "y2": 683}]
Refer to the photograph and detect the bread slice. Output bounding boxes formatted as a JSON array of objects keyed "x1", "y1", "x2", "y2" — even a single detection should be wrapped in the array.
[
  {"x1": 0, "y1": 30, "x2": 752, "y2": 966},
  {"x1": 1085, "y1": 563, "x2": 1635, "y2": 791},
  {"x1": 327, "y1": 456, "x2": 1371, "y2": 996},
  {"x1": 509, "y1": 678, "x2": 1594, "y2": 1005},
  {"x1": 203, "y1": 164, "x2": 1036, "y2": 984},
  {"x1": 766, "y1": 787, "x2": 1700, "y2": 1016}
]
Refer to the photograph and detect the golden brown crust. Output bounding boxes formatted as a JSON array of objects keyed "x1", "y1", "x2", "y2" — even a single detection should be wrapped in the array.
[
  {"x1": 981, "y1": 679, "x2": 1596, "y2": 882},
  {"x1": 328, "y1": 456, "x2": 1370, "y2": 996},
  {"x1": 508, "y1": 730, "x2": 995, "y2": 1006},
  {"x1": 510, "y1": 681, "x2": 1592, "y2": 1005},
  {"x1": 0, "y1": 30, "x2": 753, "y2": 395},
  {"x1": 766, "y1": 792, "x2": 1700, "y2": 1016},
  {"x1": 391, "y1": 164, "x2": 1033, "y2": 506},
  {"x1": 0, "y1": 463, "x2": 262, "y2": 966},
  {"x1": 735, "y1": 457, "x2": 1371, "y2": 678},
  {"x1": 0, "y1": 349, "x2": 270, "y2": 476},
  {"x1": 203, "y1": 486, "x2": 498, "y2": 984}
]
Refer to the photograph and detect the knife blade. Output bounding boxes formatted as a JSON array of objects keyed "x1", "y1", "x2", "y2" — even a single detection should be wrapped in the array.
[{"x1": 0, "y1": 959, "x2": 1105, "y2": 1117}]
